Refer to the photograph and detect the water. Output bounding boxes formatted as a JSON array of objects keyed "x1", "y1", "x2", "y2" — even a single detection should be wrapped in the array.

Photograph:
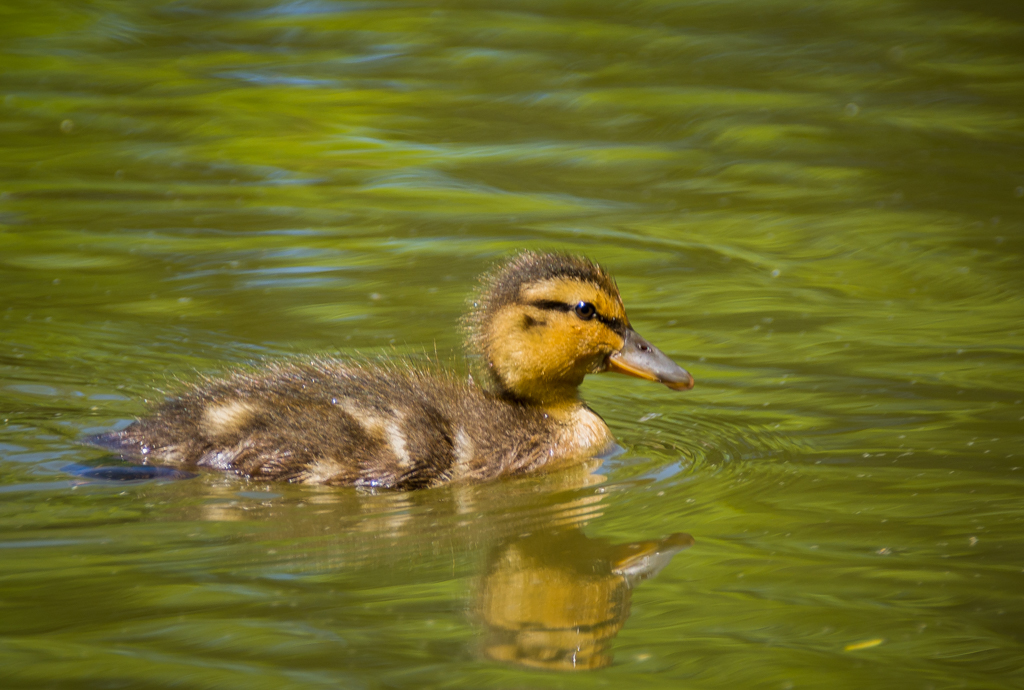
[{"x1": 2, "y1": 0, "x2": 1023, "y2": 687}]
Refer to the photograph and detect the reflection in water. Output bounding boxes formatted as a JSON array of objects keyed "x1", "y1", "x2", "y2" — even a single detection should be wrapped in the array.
[
  {"x1": 65, "y1": 463, "x2": 692, "y2": 672},
  {"x1": 477, "y1": 528, "x2": 692, "y2": 671},
  {"x1": 191, "y1": 458, "x2": 610, "y2": 530},
  {"x1": 63, "y1": 461, "x2": 196, "y2": 481}
]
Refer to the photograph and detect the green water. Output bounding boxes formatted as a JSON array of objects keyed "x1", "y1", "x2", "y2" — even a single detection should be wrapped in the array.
[{"x1": 2, "y1": 0, "x2": 1023, "y2": 687}]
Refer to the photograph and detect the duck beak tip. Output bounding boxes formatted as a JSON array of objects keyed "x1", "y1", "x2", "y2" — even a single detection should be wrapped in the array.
[
  {"x1": 606, "y1": 329, "x2": 695, "y2": 392},
  {"x1": 663, "y1": 375, "x2": 695, "y2": 391}
]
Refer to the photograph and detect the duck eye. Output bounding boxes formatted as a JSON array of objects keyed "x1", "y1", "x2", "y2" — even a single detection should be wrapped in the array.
[{"x1": 574, "y1": 301, "x2": 596, "y2": 320}]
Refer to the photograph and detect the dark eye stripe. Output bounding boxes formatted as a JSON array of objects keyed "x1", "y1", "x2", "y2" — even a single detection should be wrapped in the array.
[
  {"x1": 528, "y1": 299, "x2": 572, "y2": 313},
  {"x1": 596, "y1": 313, "x2": 626, "y2": 332},
  {"x1": 526, "y1": 300, "x2": 625, "y2": 333}
]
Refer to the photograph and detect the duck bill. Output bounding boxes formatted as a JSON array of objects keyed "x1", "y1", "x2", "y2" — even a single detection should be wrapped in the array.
[{"x1": 606, "y1": 329, "x2": 694, "y2": 391}]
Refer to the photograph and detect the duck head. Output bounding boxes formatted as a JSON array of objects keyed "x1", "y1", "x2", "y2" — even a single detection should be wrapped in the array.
[{"x1": 466, "y1": 252, "x2": 694, "y2": 406}]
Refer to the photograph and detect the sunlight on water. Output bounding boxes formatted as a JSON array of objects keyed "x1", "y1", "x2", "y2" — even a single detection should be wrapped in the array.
[{"x1": 1, "y1": 0, "x2": 1022, "y2": 687}]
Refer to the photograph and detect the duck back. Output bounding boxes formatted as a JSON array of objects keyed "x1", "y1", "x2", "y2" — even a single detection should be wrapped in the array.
[{"x1": 87, "y1": 360, "x2": 566, "y2": 489}]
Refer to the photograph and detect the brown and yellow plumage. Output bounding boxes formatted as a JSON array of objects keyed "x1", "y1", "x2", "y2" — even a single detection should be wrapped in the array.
[{"x1": 87, "y1": 252, "x2": 694, "y2": 489}]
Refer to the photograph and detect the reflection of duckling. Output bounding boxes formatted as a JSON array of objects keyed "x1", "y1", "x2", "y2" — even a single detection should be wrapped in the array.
[
  {"x1": 88, "y1": 252, "x2": 693, "y2": 489},
  {"x1": 477, "y1": 529, "x2": 693, "y2": 671}
]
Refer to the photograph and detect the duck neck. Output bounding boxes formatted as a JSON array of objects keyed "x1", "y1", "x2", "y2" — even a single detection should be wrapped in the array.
[
  {"x1": 490, "y1": 371, "x2": 586, "y2": 412},
  {"x1": 510, "y1": 392, "x2": 589, "y2": 420},
  {"x1": 482, "y1": 362, "x2": 614, "y2": 455}
]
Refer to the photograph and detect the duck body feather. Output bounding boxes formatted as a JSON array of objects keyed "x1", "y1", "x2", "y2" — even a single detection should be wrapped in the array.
[{"x1": 89, "y1": 358, "x2": 612, "y2": 490}]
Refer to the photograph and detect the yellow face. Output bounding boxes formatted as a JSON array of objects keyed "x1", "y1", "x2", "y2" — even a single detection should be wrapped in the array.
[{"x1": 483, "y1": 278, "x2": 631, "y2": 406}]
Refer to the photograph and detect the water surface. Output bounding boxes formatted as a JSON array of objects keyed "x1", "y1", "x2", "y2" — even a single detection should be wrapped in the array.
[{"x1": 2, "y1": 0, "x2": 1023, "y2": 687}]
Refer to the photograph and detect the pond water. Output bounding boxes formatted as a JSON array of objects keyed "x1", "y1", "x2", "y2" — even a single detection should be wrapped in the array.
[{"x1": 2, "y1": 0, "x2": 1022, "y2": 687}]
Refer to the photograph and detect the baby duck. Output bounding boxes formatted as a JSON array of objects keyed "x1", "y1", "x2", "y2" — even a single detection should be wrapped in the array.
[{"x1": 88, "y1": 252, "x2": 693, "y2": 489}]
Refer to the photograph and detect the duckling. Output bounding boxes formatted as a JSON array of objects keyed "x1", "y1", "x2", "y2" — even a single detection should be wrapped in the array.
[{"x1": 87, "y1": 252, "x2": 693, "y2": 489}]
